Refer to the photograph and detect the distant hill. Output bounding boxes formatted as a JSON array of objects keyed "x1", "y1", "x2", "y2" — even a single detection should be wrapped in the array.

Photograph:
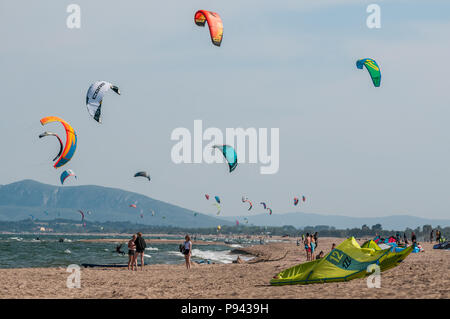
[
  {"x1": 224, "y1": 212, "x2": 450, "y2": 231},
  {"x1": 0, "y1": 180, "x2": 231, "y2": 228}
]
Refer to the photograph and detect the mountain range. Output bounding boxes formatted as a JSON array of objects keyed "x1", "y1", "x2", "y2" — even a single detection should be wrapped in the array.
[{"x1": 0, "y1": 180, "x2": 448, "y2": 230}]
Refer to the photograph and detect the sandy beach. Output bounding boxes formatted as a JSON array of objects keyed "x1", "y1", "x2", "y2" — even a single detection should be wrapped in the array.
[{"x1": 0, "y1": 237, "x2": 448, "y2": 299}]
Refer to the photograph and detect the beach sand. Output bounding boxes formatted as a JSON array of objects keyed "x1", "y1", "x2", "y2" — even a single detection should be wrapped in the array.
[{"x1": 0, "y1": 237, "x2": 448, "y2": 299}]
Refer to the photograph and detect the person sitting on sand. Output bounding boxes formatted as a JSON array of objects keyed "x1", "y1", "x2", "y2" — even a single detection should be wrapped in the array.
[
  {"x1": 316, "y1": 251, "x2": 324, "y2": 260},
  {"x1": 134, "y1": 232, "x2": 147, "y2": 271},
  {"x1": 183, "y1": 235, "x2": 192, "y2": 270},
  {"x1": 128, "y1": 234, "x2": 137, "y2": 271}
]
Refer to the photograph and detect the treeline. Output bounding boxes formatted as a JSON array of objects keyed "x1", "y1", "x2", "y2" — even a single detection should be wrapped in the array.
[{"x1": 0, "y1": 219, "x2": 448, "y2": 241}]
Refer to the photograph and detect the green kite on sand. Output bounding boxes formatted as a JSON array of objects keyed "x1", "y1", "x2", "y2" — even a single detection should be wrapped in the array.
[{"x1": 270, "y1": 237, "x2": 412, "y2": 286}]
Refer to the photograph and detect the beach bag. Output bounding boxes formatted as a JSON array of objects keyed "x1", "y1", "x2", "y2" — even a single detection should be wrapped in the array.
[{"x1": 179, "y1": 244, "x2": 186, "y2": 254}]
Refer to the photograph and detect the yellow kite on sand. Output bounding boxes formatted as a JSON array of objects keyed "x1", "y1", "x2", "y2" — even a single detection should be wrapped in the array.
[{"x1": 270, "y1": 237, "x2": 412, "y2": 286}]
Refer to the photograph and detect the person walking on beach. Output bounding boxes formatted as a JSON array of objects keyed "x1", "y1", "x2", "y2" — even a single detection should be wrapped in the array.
[
  {"x1": 430, "y1": 229, "x2": 434, "y2": 243},
  {"x1": 128, "y1": 234, "x2": 137, "y2": 271},
  {"x1": 134, "y1": 232, "x2": 147, "y2": 271},
  {"x1": 183, "y1": 235, "x2": 192, "y2": 270}
]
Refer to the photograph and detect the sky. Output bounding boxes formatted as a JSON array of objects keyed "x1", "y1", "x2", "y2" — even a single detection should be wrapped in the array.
[{"x1": 0, "y1": 0, "x2": 449, "y2": 219}]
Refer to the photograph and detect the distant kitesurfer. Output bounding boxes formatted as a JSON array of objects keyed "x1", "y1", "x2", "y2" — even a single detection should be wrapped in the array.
[{"x1": 115, "y1": 244, "x2": 125, "y2": 256}]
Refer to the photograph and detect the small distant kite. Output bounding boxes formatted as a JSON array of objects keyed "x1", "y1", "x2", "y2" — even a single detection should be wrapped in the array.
[
  {"x1": 356, "y1": 58, "x2": 381, "y2": 87},
  {"x1": 205, "y1": 194, "x2": 210, "y2": 200},
  {"x1": 294, "y1": 197, "x2": 299, "y2": 206},
  {"x1": 129, "y1": 204, "x2": 137, "y2": 208},
  {"x1": 217, "y1": 225, "x2": 221, "y2": 231},
  {"x1": 85, "y1": 81, "x2": 120, "y2": 123},
  {"x1": 194, "y1": 10, "x2": 223, "y2": 46},
  {"x1": 134, "y1": 171, "x2": 151, "y2": 181},
  {"x1": 267, "y1": 208, "x2": 273, "y2": 215},
  {"x1": 260, "y1": 202, "x2": 267, "y2": 210},
  {"x1": 214, "y1": 196, "x2": 221, "y2": 204},
  {"x1": 242, "y1": 197, "x2": 253, "y2": 211},
  {"x1": 213, "y1": 145, "x2": 238, "y2": 173},
  {"x1": 60, "y1": 169, "x2": 76, "y2": 185}
]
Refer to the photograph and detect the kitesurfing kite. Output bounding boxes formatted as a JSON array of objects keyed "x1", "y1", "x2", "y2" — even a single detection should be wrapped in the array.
[
  {"x1": 129, "y1": 204, "x2": 137, "y2": 208},
  {"x1": 134, "y1": 171, "x2": 151, "y2": 181},
  {"x1": 40, "y1": 116, "x2": 77, "y2": 168},
  {"x1": 260, "y1": 202, "x2": 267, "y2": 209},
  {"x1": 205, "y1": 194, "x2": 210, "y2": 200},
  {"x1": 85, "y1": 81, "x2": 120, "y2": 123},
  {"x1": 38, "y1": 132, "x2": 63, "y2": 162},
  {"x1": 213, "y1": 145, "x2": 238, "y2": 173},
  {"x1": 214, "y1": 196, "x2": 221, "y2": 204},
  {"x1": 78, "y1": 210, "x2": 85, "y2": 222},
  {"x1": 356, "y1": 58, "x2": 381, "y2": 87},
  {"x1": 213, "y1": 202, "x2": 221, "y2": 215},
  {"x1": 194, "y1": 10, "x2": 223, "y2": 46},
  {"x1": 271, "y1": 237, "x2": 412, "y2": 286},
  {"x1": 267, "y1": 208, "x2": 273, "y2": 215},
  {"x1": 294, "y1": 197, "x2": 299, "y2": 206},
  {"x1": 60, "y1": 169, "x2": 76, "y2": 185}
]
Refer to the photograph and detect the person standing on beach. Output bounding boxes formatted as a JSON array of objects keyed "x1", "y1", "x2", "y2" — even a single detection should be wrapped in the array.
[
  {"x1": 183, "y1": 235, "x2": 192, "y2": 270},
  {"x1": 128, "y1": 234, "x2": 137, "y2": 271},
  {"x1": 304, "y1": 233, "x2": 311, "y2": 261},
  {"x1": 310, "y1": 234, "x2": 316, "y2": 260},
  {"x1": 430, "y1": 229, "x2": 434, "y2": 243},
  {"x1": 313, "y1": 232, "x2": 318, "y2": 249},
  {"x1": 411, "y1": 232, "x2": 417, "y2": 244},
  {"x1": 134, "y1": 232, "x2": 147, "y2": 271}
]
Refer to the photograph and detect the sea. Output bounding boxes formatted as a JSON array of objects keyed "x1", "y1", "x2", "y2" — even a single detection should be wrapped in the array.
[{"x1": 0, "y1": 234, "x2": 257, "y2": 268}]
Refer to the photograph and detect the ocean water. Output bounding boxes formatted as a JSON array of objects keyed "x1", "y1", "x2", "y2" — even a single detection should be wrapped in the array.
[{"x1": 0, "y1": 234, "x2": 253, "y2": 268}]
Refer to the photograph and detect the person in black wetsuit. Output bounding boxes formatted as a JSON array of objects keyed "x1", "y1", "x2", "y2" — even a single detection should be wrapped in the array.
[
  {"x1": 115, "y1": 244, "x2": 125, "y2": 256},
  {"x1": 134, "y1": 232, "x2": 147, "y2": 270}
]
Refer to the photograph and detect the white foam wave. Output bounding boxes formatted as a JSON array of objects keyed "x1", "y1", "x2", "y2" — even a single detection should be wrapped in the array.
[{"x1": 146, "y1": 247, "x2": 159, "y2": 251}]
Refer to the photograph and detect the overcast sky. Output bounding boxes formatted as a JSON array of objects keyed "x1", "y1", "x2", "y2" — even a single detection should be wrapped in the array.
[{"x1": 1, "y1": 1, "x2": 449, "y2": 219}]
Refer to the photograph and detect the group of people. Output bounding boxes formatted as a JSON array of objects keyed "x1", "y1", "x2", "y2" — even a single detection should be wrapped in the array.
[
  {"x1": 301, "y1": 232, "x2": 319, "y2": 261},
  {"x1": 126, "y1": 232, "x2": 147, "y2": 271},
  {"x1": 430, "y1": 229, "x2": 442, "y2": 243}
]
